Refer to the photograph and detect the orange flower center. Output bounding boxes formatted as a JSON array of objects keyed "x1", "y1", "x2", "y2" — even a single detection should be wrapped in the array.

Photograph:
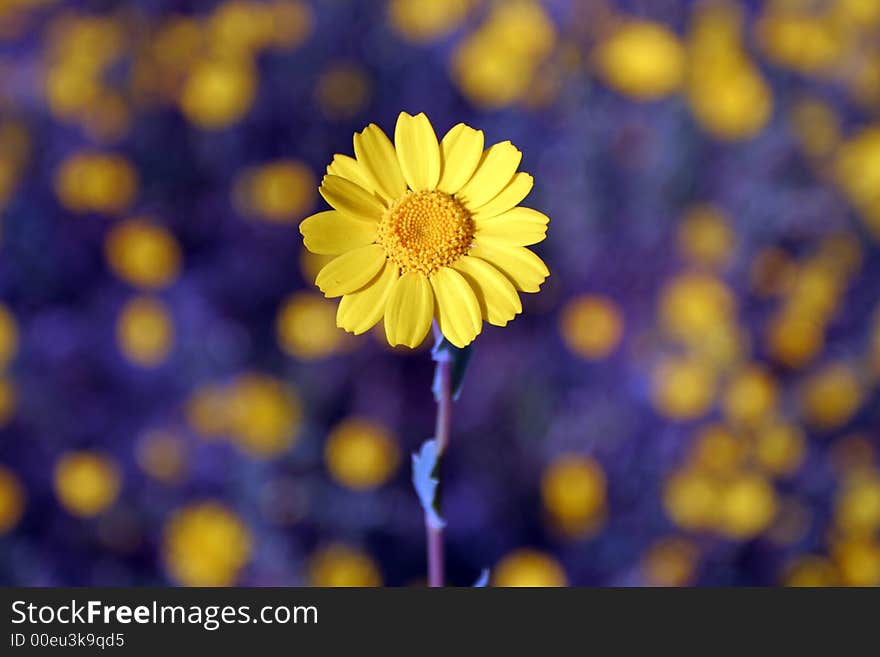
[{"x1": 377, "y1": 190, "x2": 473, "y2": 275}]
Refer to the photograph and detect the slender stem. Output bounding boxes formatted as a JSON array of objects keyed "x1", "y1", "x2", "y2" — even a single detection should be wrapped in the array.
[{"x1": 428, "y1": 356, "x2": 452, "y2": 587}]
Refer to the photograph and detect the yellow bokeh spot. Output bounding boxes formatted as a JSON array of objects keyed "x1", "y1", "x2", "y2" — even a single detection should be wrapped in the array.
[
  {"x1": 690, "y1": 424, "x2": 744, "y2": 474},
  {"x1": 0, "y1": 378, "x2": 16, "y2": 428},
  {"x1": 659, "y1": 272, "x2": 735, "y2": 342},
  {"x1": 315, "y1": 63, "x2": 371, "y2": 120},
  {"x1": 783, "y1": 555, "x2": 840, "y2": 587},
  {"x1": 722, "y1": 365, "x2": 777, "y2": 427},
  {"x1": 235, "y1": 160, "x2": 316, "y2": 223},
  {"x1": 541, "y1": 454, "x2": 606, "y2": 535},
  {"x1": 754, "y1": 420, "x2": 805, "y2": 477},
  {"x1": 180, "y1": 58, "x2": 256, "y2": 130},
  {"x1": 493, "y1": 549, "x2": 567, "y2": 587},
  {"x1": 276, "y1": 292, "x2": 348, "y2": 360},
  {"x1": 800, "y1": 363, "x2": 862, "y2": 431},
  {"x1": 835, "y1": 127, "x2": 880, "y2": 214},
  {"x1": 116, "y1": 296, "x2": 174, "y2": 368},
  {"x1": 388, "y1": 0, "x2": 473, "y2": 43},
  {"x1": 559, "y1": 295, "x2": 623, "y2": 360},
  {"x1": 663, "y1": 467, "x2": 721, "y2": 530},
  {"x1": 833, "y1": 538, "x2": 880, "y2": 586},
  {"x1": 185, "y1": 383, "x2": 231, "y2": 439},
  {"x1": 789, "y1": 98, "x2": 840, "y2": 159},
  {"x1": 324, "y1": 418, "x2": 400, "y2": 491},
  {"x1": 269, "y1": 0, "x2": 314, "y2": 50},
  {"x1": 136, "y1": 430, "x2": 186, "y2": 484},
  {"x1": 163, "y1": 502, "x2": 252, "y2": 586},
  {"x1": 677, "y1": 204, "x2": 734, "y2": 269},
  {"x1": 0, "y1": 464, "x2": 25, "y2": 534},
  {"x1": 687, "y1": 4, "x2": 772, "y2": 141},
  {"x1": 451, "y1": 1, "x2": 556, "y2": 109},
  {"x1": 308, "y1": 544, "x2": 382, "y2": 586},
  {"x1": 835, "y1": 473, "x2": 880, "y2": 537},
  {"x1": 594, "y1": 20, "x2": 685, "y2": 100},
  {"x1": 105, "y1": 218, "x2": 182, "y2": 289},
  {"x1": 756, "y1": 10, "x2": 844, "y2": 75},
  {"x1": 765, "y1": 310, "x2": 824, "y2": 369},
  {"x1": 227, "y1": 374, "x2": 302, "y2": 458},
  {"x1": 0, "y1": 304, "x2": 18, "y2": 368},
  {"x1": 717, "y1": 472, "x2": 777, "y2": 539},
  {"x1": 642, "y1": 537, "x2": 699, "y2": 586},
  {"x1": 54, "y1": 152, "x2": 137, "y2": 214},
  {"x1": 54, "y1": 451, "x2": 121, "y2": 517},
  {"x1": 652, "y1": 357, "x2": 717, "y2": 420}
]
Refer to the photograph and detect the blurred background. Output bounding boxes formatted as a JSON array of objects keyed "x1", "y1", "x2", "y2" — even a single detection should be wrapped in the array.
[{"x1": 0, "y1": 0, "x2": 879, "y2": 587}]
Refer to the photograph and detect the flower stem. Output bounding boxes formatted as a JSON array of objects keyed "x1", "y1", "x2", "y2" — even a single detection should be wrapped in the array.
[{"x1": 428, "y1": 355, "x2": 452, "y2": 587}]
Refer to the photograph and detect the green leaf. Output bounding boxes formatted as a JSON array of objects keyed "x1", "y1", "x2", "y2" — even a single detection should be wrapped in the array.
[
  {"x1": 431, "y1": 336, "x2": 473, "y2": 401},
  {"x1": 412, "y1": 439, "x2": 444, "y2": 529}
]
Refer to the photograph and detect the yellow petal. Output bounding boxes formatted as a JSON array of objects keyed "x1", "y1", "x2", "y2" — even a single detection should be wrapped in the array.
[
  {"x1": 300, "y1": 210, "x2": 378, "y2": 255},
  {"x1": 452, "y1": 255, "x2": 522, "y2": 326},
  {"x1": 455, "y1": 141, "x2": 522, "y2": 210},
  {"x1": 468, "y1": 244, "x2": 549, "y2": 293},
  {"x1": 319, "y1": 174, "x2": 385, "y2": 223},
  {"x1": 384, "y1": 271, "x2": 434, "y2": 348},
  {"x1": 315, "y1": 244, "x2": 387, "y2": 297},
  {"x1": 394, "y1": 112, "x2": 441, "y2": 191},
  {"x1": 327, "y1": 154, "x2": 375, "y2": 195},
  {"x1": 337, "y1": 259, "x2": 400, "y2": 334},
  {"x1": 437, "y1": 123, "x2": 484, "y2": 195},
  {"x1": 471, "y1": 172, "x2": 533, "y2": 220},
  {"x1": 474, "y1": 207, "x2": 549, "y2": 247},
  {"x1": 354, "y1": 123, "x2": 407, "y2": 202},
  {"x1": 430, "y1": 267, "x2": 482, "y2": 348}
]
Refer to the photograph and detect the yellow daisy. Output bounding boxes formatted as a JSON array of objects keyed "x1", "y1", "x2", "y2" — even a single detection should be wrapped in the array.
[{"x1": 300, "y1": 112, "x2": 549, "y2": 348}]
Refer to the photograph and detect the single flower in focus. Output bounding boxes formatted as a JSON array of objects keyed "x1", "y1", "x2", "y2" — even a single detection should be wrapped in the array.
[{"x1": 300, "y1": 112, "x2": 549, "y2": 348}]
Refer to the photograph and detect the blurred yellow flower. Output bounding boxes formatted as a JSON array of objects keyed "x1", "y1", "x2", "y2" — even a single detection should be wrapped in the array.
[
  {"x1": 800, "y1": 362, "x2": 862, "y2": 431},
  {"x1": 0, "y1": 304, "x2": 18, "y2": 368},
  {"x1": 641, "y1": 537, "x2": 699, "y2": 586},
  {"x1": 0, "y1": 464, "x2": 25, "y2": 534},
  {"x1": 388, "y1": 0, "x2": 473, "y2": 43},
  {"x1": 493, "y1": 549, "x2": 567, "y2": 587},
  {"x1": 234, "y1": 160, "x2": 316, "y2": 223},
  {"x1": 116, "y1": 296, "x2": 174, "y2": 367},
  {"x1": 0, "y1": 378, "x2": 15, "y2": 428},
  {"x1": 663, "y1": 467, "x2": 721, "y2": 530},
  {"x1": 315, "y1": 62, "x2": 371, "y2": 121},
  {"x1": 136, "y1": 430, "x2": 187, "y2": 484},
  {"x1": 54, "y1": 451, "x2": 121, "y2": 517},
  {"x1": 676, "y1": 204, "x2": 734, "y2": 270},
  {"x1": 834, "y1": 473, "x2": 880, "y2": 537},
  {"x1": 721, "y1": 365, "x2": 777, "y2": 428},
  {"x1": 594, "y1": 20, "x2": 685, "y2": 100},
  {"x1": 690, "y1": 424, "x2": 744, "y2": 474},
  {"x1": 783, "y1": 555, "x2": 840, "y2": 587},
  {"x1": 308, "y1": 544, "x2": 382, "y2": 587},
  {"x1": 163, "y1": 502, "x2": 252, "y2": 586},
  {"x1": 717, "y1": 472, "x2": 777, "y2": 539},
  {"x1": 651, "y1": 356, "x2": 717, "y2": 420},
  {"x1": 659, "y1": 272, "x2": 735, "y2": 343},
  {"x1": 276, "y1": 291, "x2": 350, "y2": 360},
  {"x1": 451, "y1": 1, "x2": 556, "y2": 109},
  {"x1": 180, "y1": 58, "x2": 257, "y2": 130},
  {"x1": 541, "y1": 454, "x2": 606, "y2": 535},
  {"x1": 324, "y1": 418, "x2": 400, "y2": 491},
  {"x1": 54, "y1": 151, "x2": 138, "y2": 214},
  {"x1": 105, "y1": 218, "x2": 182, "y2": 290},
  {"x1": 226, "y1": 374, "x2": 302, "y2": 458},
  {"x1": 559, "y1": 295, "x2": 623, "y2": 360},
  {"x1": 753, "y1": 420, "x2": 806, "y2": 477},
  {"x1": 300, "y1": 112, "x2": 549, "y2": 348},
  {"x1": 833, "y1": 538, "x2": 880, "y2": 586}
]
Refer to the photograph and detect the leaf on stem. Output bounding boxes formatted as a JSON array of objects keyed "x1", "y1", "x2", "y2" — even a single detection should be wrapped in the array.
[
  {"x1": 412, "y1": 438, "x2": 445, "y2": 529},
  {"x1": 472, "y1": 569, "x2": 490, "y2": 587},
  {"x1": 431, "y1": 337, "x2": 473, "y2": 401}
]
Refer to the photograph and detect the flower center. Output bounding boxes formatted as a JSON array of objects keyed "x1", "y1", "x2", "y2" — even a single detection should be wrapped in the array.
[{"x1": 377, "y1": 190, "x2": 474, "y2": 276}]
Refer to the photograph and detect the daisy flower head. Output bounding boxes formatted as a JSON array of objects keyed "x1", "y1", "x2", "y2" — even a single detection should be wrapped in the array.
[{"x1": 300, "y1": 112, "x2": 549, "y2": 348}]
